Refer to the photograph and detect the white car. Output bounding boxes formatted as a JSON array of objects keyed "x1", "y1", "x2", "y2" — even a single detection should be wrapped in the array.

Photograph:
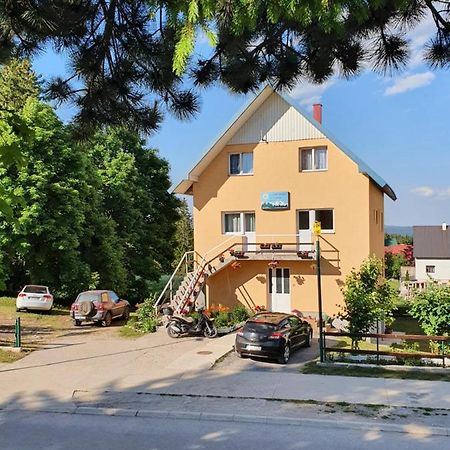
[{"x1": 16, "y1": 285, "x2": 54, "y2": 312}]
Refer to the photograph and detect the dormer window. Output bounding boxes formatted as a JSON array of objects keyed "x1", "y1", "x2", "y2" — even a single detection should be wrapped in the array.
[
  {"x1": 300, "y1": 147, "x2": 327, "y2": 171},
  {"x1": 229, "y1": 152, "x2": 253, "y2": 175}
]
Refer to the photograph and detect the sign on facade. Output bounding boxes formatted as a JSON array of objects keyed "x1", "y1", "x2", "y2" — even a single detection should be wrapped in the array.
[{"x1": 261, "y1": 192, "x2": 289, "y2": 210}]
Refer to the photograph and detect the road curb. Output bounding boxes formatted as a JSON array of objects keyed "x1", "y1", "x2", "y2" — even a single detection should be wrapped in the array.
[{"x1": 2, "y1": 405, "x2": 449, "y2": 437}]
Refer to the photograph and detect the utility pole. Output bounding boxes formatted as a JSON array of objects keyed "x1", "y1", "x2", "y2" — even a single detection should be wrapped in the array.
[{"x1": 314, "y1": 222, "x2": 324, "y2": 363}]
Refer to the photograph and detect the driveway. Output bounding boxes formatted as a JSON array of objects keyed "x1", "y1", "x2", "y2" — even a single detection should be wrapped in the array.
[{"x1": 213, "y1": 336, "x2": 319, "y2": 373}]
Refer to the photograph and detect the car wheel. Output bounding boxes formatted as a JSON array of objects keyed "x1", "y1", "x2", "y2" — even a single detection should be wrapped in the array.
[
  {"x1": 122, "y1": 307, "x2": 130, "y2": 321},
  {"x1": 102, "y1": 312, "x2": 112, "y2": 327},
  {"x1": 73, "y1": 320, "x2": 81, "y2": 326},
  {"x1": 278, "y1": 343, "x2": 291, "y2": 364},
  {"x1": 305, "y1": 330, "x2": 312, "y2": 347}
]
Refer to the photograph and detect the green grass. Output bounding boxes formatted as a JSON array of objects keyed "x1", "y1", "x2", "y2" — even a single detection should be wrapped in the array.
[
  {"x1": 302, "y1": 362, "x2": 450, "y2": 382},
  {"x1": 388, "y1": 279, "x2": 400, "y2": 291},
  {"x1": 392, "y1": 316, "x2": 423, "y2": 335},
  {"x1": 118, "y1": 325, "x2": 143, "y2": 338},
  {"x1": 0, "y1": 348, "x2": 27, "y2": 363}
]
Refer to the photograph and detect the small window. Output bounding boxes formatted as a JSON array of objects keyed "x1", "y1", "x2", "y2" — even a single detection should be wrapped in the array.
[
  {"x1": 315, "y1": 209, "x2": 334, "y2": 231},
  {"x1": 426, "y1": 265, "x2": 435, "y2": 274},
  {"x1": 224, "y1": 213, "x2": 241, "y2": 233},
  {"x1": 224, "y1": 212, "x2": 255, "y2": 234},
  {"x1": 110, "y1": 291, "x2": 119, "y2": 303},
  {"x1": 301, "y1": 148, "x2": 327, "y2": 171},
  {"x1": 229, "y1": 152, "x2": 253, "y2": 175}
]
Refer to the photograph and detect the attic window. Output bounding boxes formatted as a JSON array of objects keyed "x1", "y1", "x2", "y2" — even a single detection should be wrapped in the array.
[
  {"x1": 301, "y1": 148, "x2": 327, "y2": 171},
  {"x1": 229, "y1": 152, "x2": 253, "y2": 175}
]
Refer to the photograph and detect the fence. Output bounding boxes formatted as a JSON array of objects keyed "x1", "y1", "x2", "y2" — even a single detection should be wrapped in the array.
[{"x1": 323, "y1": 332, "x2": 450, "y2": 368}]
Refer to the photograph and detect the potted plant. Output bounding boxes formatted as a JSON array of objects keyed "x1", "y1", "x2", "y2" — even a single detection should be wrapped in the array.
[
  {"x1": 260, "y1": 243, "x2": 271, "y2": 250},
  {"x1": 234, "y1": 250, "x2": 245, "y2": 258},
  {"x1": 271, "y1": 243, "x2": 282, "y2": 250},
  {"x1": 218, "y1": 253, "x2": 225, "y2": 263},
  {"x1": 229, "y1": 249, "x2": 235, "y2": 256}
]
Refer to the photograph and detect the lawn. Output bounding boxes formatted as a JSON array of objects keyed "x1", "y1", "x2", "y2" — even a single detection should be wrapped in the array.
[
  {"x1": 0, "y1": 296, "x2": 73, "y2": 349},
  {"x1": 0, "y1": 348, "x2": 28, "y2": 363}
]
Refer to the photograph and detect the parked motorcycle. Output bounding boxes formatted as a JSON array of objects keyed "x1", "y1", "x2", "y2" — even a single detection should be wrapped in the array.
[{"x1": 166, "y1": 308, "x2": 217, "y2": 338}]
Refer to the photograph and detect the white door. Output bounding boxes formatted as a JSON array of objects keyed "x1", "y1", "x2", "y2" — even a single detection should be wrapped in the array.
[
  {"x1": 298, "y1": 210, "x2": 314, "y2": 251},
  {"x1": 243, "y1": 213, "x2": 256, "y2": 252},
  {"x1": 269, "y1": 268, "x2": 291, "y2": 313}
]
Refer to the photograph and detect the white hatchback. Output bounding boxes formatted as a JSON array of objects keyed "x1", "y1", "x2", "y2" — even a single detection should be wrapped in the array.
[{"x1": 16, "y1": 285, "x2": 54, "y2": 312}]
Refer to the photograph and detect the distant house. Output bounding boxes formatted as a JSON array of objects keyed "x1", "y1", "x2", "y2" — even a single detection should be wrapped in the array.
[
  {"x1": 384, "y1": 243, "x2": 412, "y2": 256},
  {"x1": 413, "y1": 224, "x2": 450, "y2": 282}
]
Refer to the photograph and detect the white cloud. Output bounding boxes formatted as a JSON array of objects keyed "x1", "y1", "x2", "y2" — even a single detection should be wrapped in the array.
[
  {"x1": 289, "y1": 78, "x2": 336, "y2": 109},
  {"x1": 412, "y1": 186, "x2": 450, "y2": 200},
  {"x1": 384, "y1": 71, "x2": 435, "y2": 96},
  {"x1": 412, "y1": 186, "x2": 435, "y2": 197}
]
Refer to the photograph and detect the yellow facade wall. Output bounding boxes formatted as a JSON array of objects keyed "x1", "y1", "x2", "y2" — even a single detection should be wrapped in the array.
[{"x1": 192, "y1": 138, "x2": 385, "y2": 316}]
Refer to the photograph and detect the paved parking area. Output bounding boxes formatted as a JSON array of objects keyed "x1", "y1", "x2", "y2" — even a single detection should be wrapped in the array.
[{"x1": 213, "y1": 337, "x2": 319, "y2": 373}]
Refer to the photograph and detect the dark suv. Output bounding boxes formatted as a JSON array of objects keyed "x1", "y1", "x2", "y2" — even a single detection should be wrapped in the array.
[
  {"x1": 70, "y1": 290, "x2": 130, "y2": 327},
  {"x1": 235, "y1": 312, "x2": 313, "y2": 364}
]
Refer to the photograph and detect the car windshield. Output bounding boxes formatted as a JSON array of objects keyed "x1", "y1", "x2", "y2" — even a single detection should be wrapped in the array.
[
  {"x1": 23, "y1": 286, "x2": 47, "y2": 294},
  {"x1": 76, "y1": 292, "x2": 101, "y2": 303},
  {"x1": 243, "y1": 322, "x2": 277, "y2": 333}
]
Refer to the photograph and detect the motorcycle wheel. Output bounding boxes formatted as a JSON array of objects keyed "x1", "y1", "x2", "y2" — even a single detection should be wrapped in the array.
[
  {"x1": 167, "y1": 323, "x2": 181, "y2": 338},
  {"x1": 204, "y1": 323, "x2": 218, "y2": 338}
]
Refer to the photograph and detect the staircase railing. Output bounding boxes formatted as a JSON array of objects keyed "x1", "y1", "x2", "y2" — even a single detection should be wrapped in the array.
[{"x1": 155, "y1": 251, "x2": 199, "y2": 309}]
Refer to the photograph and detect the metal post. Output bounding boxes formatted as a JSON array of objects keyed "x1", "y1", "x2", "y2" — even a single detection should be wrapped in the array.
[
  {"x1": 376, "y1": 320, "x2": 380, "y2": 365},
  {"x1": 15, "y1": 317, "x2": 21, "y2": 348},
  {"x1": 316, "y1": 239, "x2": 324, "y2": 363}
]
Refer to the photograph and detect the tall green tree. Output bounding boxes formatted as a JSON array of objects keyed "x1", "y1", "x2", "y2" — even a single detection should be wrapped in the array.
[
  {"x1": 85, "y1": 127, "x2": 180, "y2": 302},
  {"x1": 0, "y1": 59, "x2": 39, "y2": 217},
  {"x1": 172, "y1": 200, "x2": 193, "y2": 268},
  {"x1": 1, "y1": 1, "x2": 448, "y2": 133}
]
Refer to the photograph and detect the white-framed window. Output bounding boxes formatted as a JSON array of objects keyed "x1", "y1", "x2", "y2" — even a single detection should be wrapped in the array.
[
  {"x1": 300, "y1": 147, "x2": 327, "y2": 171},
  {"x1": 223, "y1": 212, "x2": 255, "y2": 234},
  {"x1": 426, "y1": 265, "x2": 435, "y2": 274},
  {"x1": 229, "y1": 152, "x2": 253, "y2": 175},
  {"x1": 298, "y1": 209, "x2": 334, "y2": 233}
]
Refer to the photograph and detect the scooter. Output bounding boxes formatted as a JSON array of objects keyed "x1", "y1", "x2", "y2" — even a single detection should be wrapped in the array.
[{"x1": 166, "y1": 308, "x2": 218, "y2": 338}]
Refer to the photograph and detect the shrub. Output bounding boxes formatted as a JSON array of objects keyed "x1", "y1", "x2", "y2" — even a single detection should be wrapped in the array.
[
  {"x1": 338, "y1": 257, "x2": 396, "y2": 349},
  {"x1": 133, "y1": 294, "x2": 160, "y2": 333},
  {"x1": 409, "y1": 284, "x2": 450, "y2": 353},
  {"x1": 230, "y1": 305, "x2": 250, "y2": 324}
]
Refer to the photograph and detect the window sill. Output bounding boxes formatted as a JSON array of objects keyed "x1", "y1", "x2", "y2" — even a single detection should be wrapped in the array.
[
  {"x1": 300, "y1": 169, "x2": 328, "y2": 173},
  {"x1": 228, "y1": 173, "x2": 254, "y2": 177}
]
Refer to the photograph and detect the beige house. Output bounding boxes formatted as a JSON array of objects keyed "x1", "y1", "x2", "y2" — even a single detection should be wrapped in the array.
[{"x1": 166, "y1": 85, "x2": 396, "y2": 317}]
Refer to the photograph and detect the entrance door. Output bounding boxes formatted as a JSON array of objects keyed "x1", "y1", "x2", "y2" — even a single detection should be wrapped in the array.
[
  {"x1": 298, "y1": 210, "x2": 314, "y2": 251},
  {"x1": 269, "y1": 268, "x2": 291, "y2": 313},
  {"x1": 243, "y1": 213, "x2": 256, "y2": 252}
]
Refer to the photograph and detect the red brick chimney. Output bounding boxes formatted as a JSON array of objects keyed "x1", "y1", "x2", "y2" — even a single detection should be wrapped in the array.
[{"x1": 313, "y1": 103, "x2": 322, "y2": 124}]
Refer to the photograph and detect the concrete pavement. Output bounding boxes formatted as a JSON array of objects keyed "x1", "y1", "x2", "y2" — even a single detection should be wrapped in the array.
[{"x1": 1, "y1": 328, "x2": 450, "y2": 415}]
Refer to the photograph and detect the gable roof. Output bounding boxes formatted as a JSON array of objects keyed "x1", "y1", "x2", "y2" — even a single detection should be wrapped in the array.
[
  {"x1": 174, "y1": 84, "x2": 396, "y2": 201},
  {"x1": 413, "y1": 226, "x2": 450, "y2": 258}
]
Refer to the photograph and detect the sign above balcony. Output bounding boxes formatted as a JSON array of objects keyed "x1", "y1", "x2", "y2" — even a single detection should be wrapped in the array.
[{"x1": 261, "y1": 192, "x2": 290, "y2": 210}]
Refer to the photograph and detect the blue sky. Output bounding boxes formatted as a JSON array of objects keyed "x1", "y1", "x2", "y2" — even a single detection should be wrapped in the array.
[{"x1": 31, "y1": 16, "x2": 449, "y2": 227}]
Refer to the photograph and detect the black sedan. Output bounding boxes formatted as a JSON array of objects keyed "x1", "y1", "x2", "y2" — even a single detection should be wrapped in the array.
[{"x1": 235, "y1": 312, "x2": 313, "y2": 364}]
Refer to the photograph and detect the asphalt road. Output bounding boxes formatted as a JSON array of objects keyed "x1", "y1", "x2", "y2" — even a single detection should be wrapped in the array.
[{"x1": 0, "y1": 410, "x2": 446, "y2": 450}]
